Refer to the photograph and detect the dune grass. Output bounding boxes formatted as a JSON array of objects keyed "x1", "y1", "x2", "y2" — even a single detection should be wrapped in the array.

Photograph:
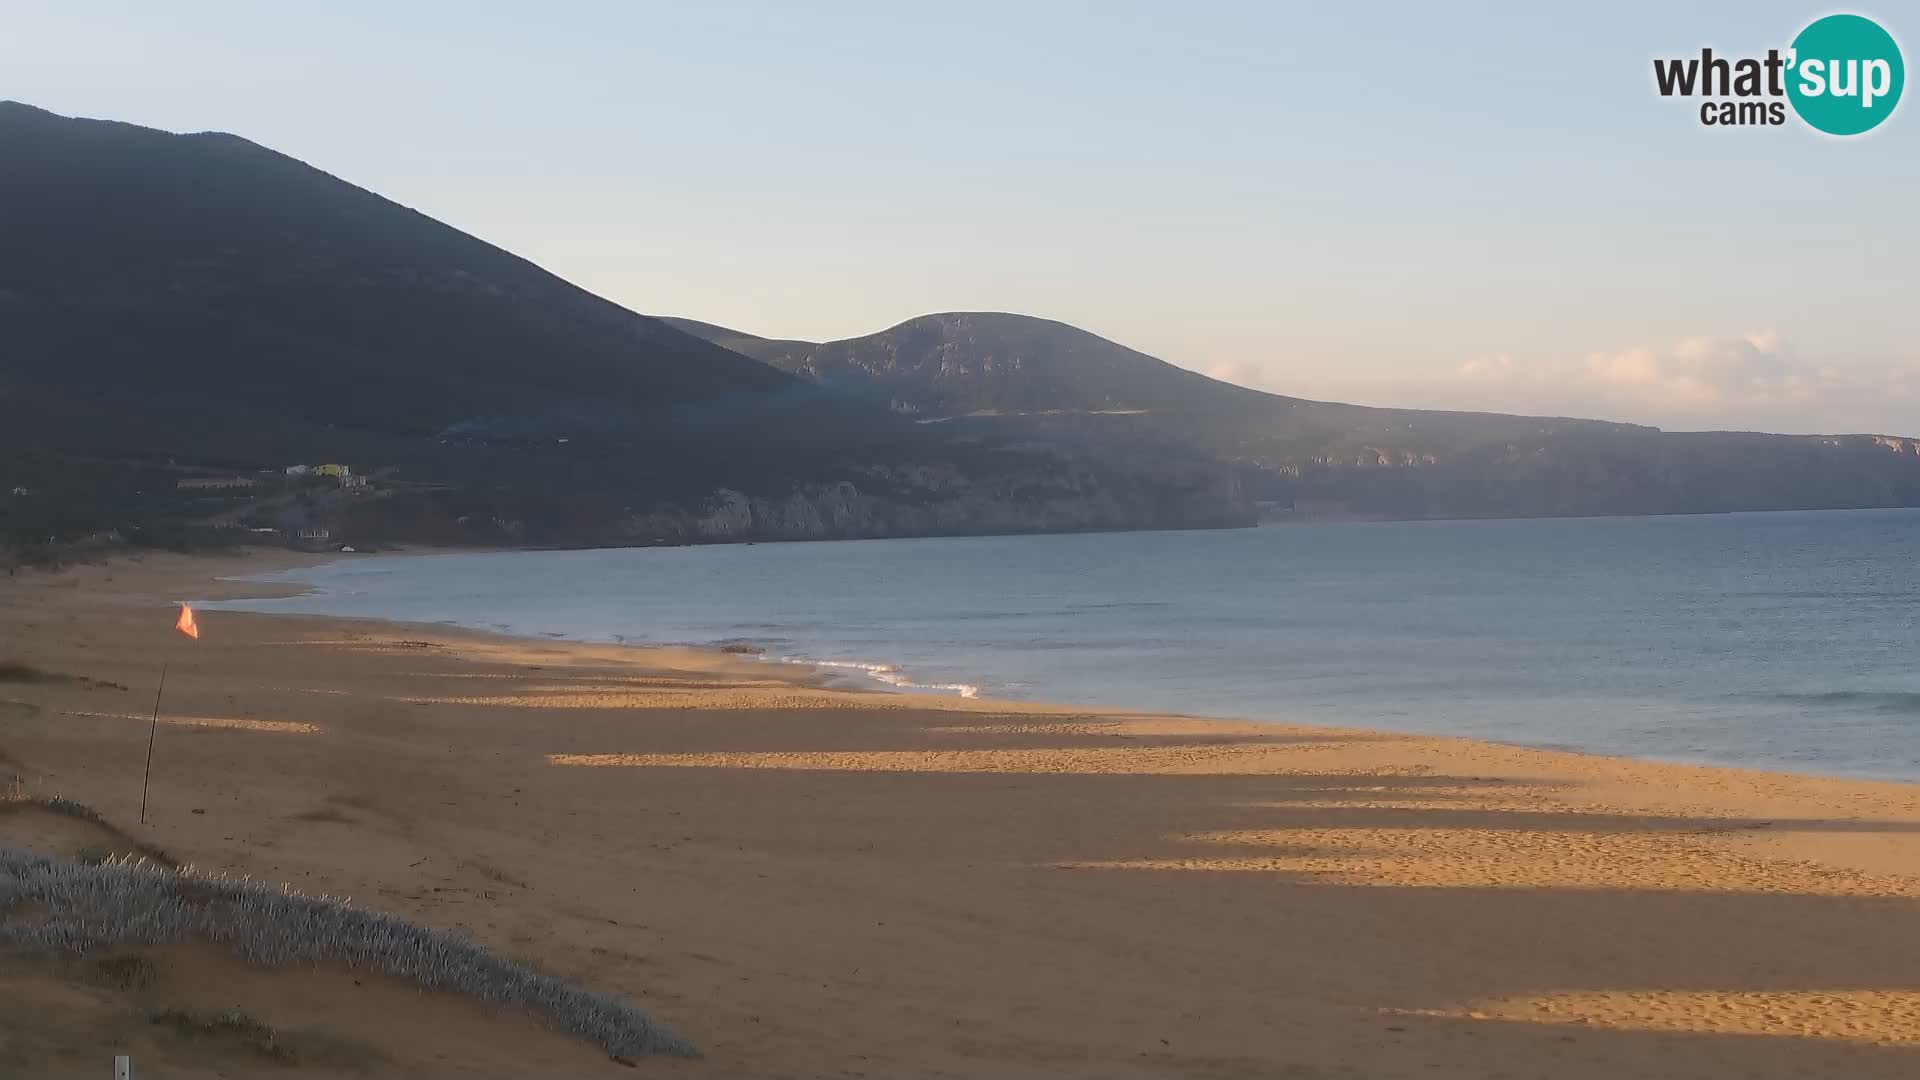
[
  {"x1": 93, "y1": 950, "x2": 160, "y2": 991},
  {"x1": 0, "y1": 847, "x2": 695, "y2": 1060},
  {"x1": 147, "y1": 999, "x2": 295, "y2": 1060},
  {"x1": 0, "y1": 788, "x2": 175, "y2": 865},
  {"x1": 148, "y1": 1006, "x2": 298, "y2": 1062}
]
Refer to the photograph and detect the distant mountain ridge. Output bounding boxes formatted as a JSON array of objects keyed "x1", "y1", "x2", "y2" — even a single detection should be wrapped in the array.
[
  {"x1": 4, "y1": 99, "x2": 1917, "y2": 556},
  {"x1": 668, "y1": 309, "x2": 1344, "y2": 418},
  {"x1": 658, "y1": 317, "x2": 815, "y2": 364},
  {"x1": 0, "y1": 103, "x2": 1253, "y2": 550},
  {"x1": 666, "y1": 312, "x2": 1920, "y2": 520},
  {"x1": 666, "y1": 311, "x2": 1290, "y2": 418},
  {"x1": 0, "y1": 100, "x2": 793, "y2": 444},
  {"x1": 663, "y1": 311, "x2": 1642, "y2": 436}
]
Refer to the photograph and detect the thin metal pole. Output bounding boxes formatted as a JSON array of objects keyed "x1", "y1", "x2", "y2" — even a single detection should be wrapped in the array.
[{"x1": 140, "y1": 663, "x2": 167, "y2": 824}]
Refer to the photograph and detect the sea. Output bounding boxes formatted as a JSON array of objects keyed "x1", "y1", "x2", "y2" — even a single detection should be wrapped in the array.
[{"x1": 204, "y1": 508, "x2": 1920, "y2": 782}]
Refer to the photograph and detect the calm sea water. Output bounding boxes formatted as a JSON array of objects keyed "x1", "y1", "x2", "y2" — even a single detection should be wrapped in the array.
[{"x1": 207, "y1": 509, "x2": 1920, "y2": 781}]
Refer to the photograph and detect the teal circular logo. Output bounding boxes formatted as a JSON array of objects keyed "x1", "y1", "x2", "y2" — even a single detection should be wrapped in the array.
[{"x1": 1787, "y1": 14, "x2": 1904, "y2": 135}]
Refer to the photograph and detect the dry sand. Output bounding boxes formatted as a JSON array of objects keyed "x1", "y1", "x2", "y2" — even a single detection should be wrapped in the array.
[{"x1": 4, "y1": 550, "x2": 1920, "y2": 1078}]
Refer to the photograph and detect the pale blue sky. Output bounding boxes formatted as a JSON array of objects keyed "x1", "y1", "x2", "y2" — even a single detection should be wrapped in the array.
[{"x1": 5, "y1": 2, "x2": 1915, "y2": 432}]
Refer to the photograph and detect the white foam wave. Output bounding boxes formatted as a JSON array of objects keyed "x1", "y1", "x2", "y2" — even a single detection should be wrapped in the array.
[
  {"x1": 797, "y1": 659, "x2": 900, "y2": 674},
  {"x1": 777, "y1": 657, "x2": 979, "y2": 698}
]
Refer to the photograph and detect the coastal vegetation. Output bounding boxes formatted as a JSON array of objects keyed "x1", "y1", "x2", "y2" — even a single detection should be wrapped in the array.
[{"x1": 0, "y1": 844, "x2": 693, "y2": 1061}]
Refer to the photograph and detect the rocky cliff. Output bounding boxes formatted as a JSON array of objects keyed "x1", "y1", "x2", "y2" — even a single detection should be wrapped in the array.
[{"x1": 614, "y1": 462, "x2": 1252, "y2": 544}]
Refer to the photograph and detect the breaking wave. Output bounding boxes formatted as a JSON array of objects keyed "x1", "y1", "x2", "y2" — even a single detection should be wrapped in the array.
[
  {"x1": 779, "y1": 657, "x2": 980, "y2": 698},
  {"x1": 1760, "y1": 691, "x2": 1920, "y2": 715}
]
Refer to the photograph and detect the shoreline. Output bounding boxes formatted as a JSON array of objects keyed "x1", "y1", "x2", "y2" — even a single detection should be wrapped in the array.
[
  {"x1": 202, "y1": 545, "x2": 1920, "y2": 788},
  {"x1": 8, "y1": 550, "x2": 1920, "y2": 1076}
]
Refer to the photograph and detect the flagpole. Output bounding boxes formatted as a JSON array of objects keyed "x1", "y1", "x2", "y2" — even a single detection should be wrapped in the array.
[{"x1": 140, "y1": 662, "x2": 167, "y2": 825}]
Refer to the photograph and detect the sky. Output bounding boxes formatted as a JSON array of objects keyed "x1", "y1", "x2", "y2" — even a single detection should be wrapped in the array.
[{"x1": 4, "y1": 1, "x2": 1915, "y2": 433}]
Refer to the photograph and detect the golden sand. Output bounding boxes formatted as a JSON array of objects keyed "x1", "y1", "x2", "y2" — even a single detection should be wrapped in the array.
[{"x1": 4, "y1": 550, "x2": 1920, "y2": 1077}]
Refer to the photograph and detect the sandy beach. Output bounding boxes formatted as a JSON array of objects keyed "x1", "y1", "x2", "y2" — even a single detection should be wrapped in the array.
[{"x1": 6, "y1": 550, "x2": 1920, "y2": 1078}]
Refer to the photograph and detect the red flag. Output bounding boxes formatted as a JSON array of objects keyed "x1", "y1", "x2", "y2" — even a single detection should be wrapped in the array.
[{"x1": 175, "y1": 603, "x2": 200, "y2": 640}]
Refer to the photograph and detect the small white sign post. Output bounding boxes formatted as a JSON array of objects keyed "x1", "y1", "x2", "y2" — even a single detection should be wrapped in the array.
[{"x1": 113, "y1": 1055, "x2": 132, "y2": 1080}]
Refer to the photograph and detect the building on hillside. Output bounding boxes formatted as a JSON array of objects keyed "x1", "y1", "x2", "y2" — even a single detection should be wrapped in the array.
[
  {"x1": 314, "y1": 464, "x2": 351, "y2": 479},
  {"x1": 9, "y1": 487, "x2": 30, "y2": 497},
  {"x1": 176, "y1": 476, "x2": 257, "y2": 491},
  {"x1": 285, "y1": 464, "x2": 313, "y2": 477},
  {"x1": 341, "y1": 473, "x2": 370, "y2": 491}
]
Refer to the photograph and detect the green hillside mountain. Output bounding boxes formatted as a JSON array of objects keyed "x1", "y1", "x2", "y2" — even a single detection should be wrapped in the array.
[
  {"x1": 0, "y1": 101, "x2": 796, "y2": 443},
  {"x1": 0, "y1": 105, "x2": 1251, "y2": 551},
  {"x1": 666, "y1": 312, "x2": 1920, "y2": 519}
]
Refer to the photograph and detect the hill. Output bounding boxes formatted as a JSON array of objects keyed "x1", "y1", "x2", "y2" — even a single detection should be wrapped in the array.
[
  {"x1": 676, "y1": 310, "x2": 1292, "y2": 416},
  {"x1": 668, "y1": 312, "x2": 1920, "y2": 519},
  {"x1": 0, "y1": 101, "x2": 800, "y2": 441},
  {"x1": 657, "y1": 316, "x2": 815, "y2": 363},
  {"x1": 7, "y1": 98, "x2": 1914, "y2": 552},
  {"x1": 0, "y1": 105, "x2": 1251, "y2": 551}
]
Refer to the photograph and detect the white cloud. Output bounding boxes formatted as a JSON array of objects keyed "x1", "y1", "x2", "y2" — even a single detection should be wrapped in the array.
[
  {"x1": 1466, "y1": 332, "x2": 1821, "y2": 415},
  {"x1": 1203, "y1": 360, "x2": 1256, "y2": 385},
  {"x1": 1234, "y1": 333, "x2": 1920, "y2": 435}
]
